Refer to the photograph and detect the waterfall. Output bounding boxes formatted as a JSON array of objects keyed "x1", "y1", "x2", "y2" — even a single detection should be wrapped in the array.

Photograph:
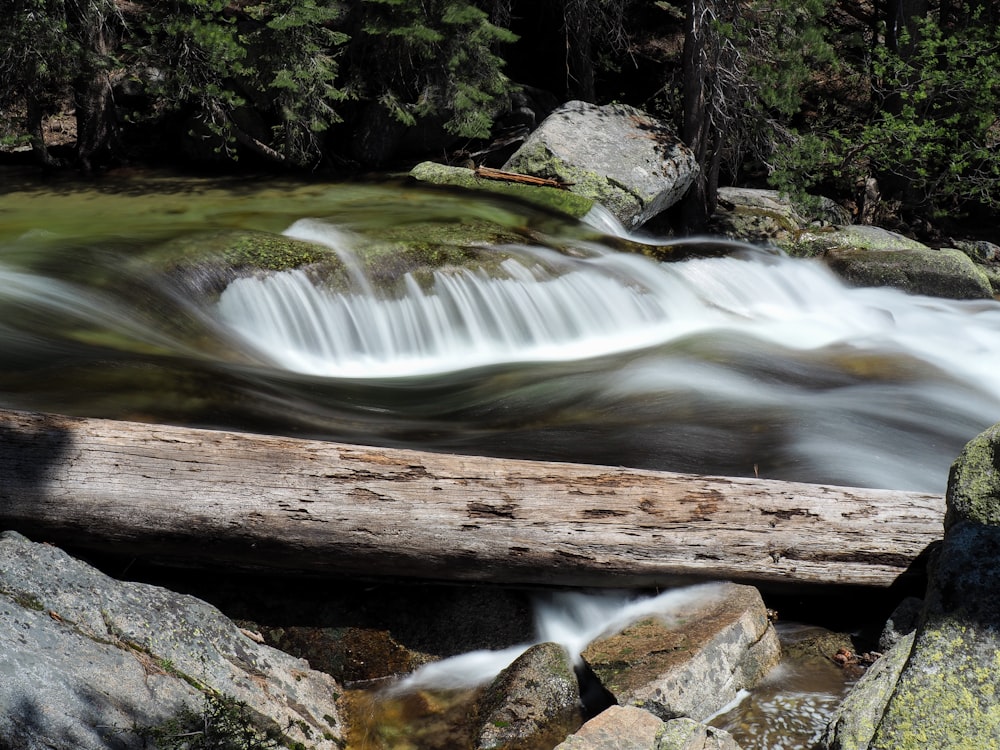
[
  {"x1": 208, "y1": 222, "x2": 1000, "y2": 491},
  {"x1": 392, "y1": 584, "x2": 725, "y2": 691},
  {"x1": 4, "y1": 181, "x2": 1000, "y2": 494}
]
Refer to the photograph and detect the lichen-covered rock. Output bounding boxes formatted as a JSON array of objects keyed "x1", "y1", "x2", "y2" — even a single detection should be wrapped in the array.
[
  {"x1": 581, "y1": 583, "x2": 780, "y2": 722},
  {"x1": 821, "y1": 632, "x2": 915, "y2": 750},
  {"x1": 409, "y1": 161, "x2": 596, "y2": 219},
  {"x1": 945, "y1": 422, "x2": 1000, "y2": 529},
  {"x1": 792, "y1": 224, "x2": 930, "y2": 257},
  {"x1": 659, "y1": 717, "x2": 744, "y2": 750},
  {"x1": 791, "y1": 225, "x2": 993, "y2": 299},
  {"x1": 472, "y1": 641, "x2": 582, "y2": 750},
  {"x1": 853, "y1": 423, "x2": 1000, "y2": 749},
  {"x1": 0, "y1": 531, "x2": 344, "y2": 750},
  {"x1": 502, "y1": 100, "x2": 698, "y2": 229}
]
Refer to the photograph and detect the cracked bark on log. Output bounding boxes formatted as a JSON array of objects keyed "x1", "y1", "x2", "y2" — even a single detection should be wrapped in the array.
[{"x1": 0, "y1": 408, "x2": 944, "y2": 589}]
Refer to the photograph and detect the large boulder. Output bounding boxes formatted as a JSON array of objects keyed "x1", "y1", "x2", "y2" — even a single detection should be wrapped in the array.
[
  {"x1": 821, "y1": 422, "x2": 1000, "y2": 749},
  {"x1": 0, "y1": 531, "x2": 344, "y2": 750},
  {"x1": 953, "y1": 239, "x2": 1000, "y2": 295},
  {"x1": 581, "y1": 583, "x2": 780, "y2": 722},
  {"x1": 502, "y1": 100, "x2": 699, "y2": 229}
]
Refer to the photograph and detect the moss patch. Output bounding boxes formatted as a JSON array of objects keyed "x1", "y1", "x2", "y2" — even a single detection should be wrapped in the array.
[
  {"x1": 946, "y1": 423, "x2": 1000, "y2": 529},
  {"x1": 410, "y1": 161, "x2": 596, "y2": 219}
]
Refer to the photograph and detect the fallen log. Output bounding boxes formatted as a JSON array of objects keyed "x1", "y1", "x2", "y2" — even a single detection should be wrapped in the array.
[{"x1": 0, "y1": 408, "x2": 944, "y2": 589}]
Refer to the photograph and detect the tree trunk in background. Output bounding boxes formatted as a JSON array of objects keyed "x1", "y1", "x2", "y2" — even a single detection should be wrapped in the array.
[
  {"x1": 885, "y1": 0, "x2": 930, "y2": 54},
  {"x1": 25, "y1": 95, "x2": 57, "y2": 167},
  {"x1": 677, "y1": 0, "x2": 718, "y2": 232},
  {"x1": 69, "y1": 0, "x2": 121, "y2": 171},
  {"x1": 563, "y1": 0, "x2": 596, "y2": 102}
]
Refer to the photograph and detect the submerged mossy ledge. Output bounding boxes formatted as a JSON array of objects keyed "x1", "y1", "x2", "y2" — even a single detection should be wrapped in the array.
[{"x1": 409, "y1": 161, "x2": 596, "y2": 220}]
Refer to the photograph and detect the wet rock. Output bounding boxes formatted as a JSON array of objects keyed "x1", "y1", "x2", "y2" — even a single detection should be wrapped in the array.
[
  {"x1": 821, "y1": 632, "x2": 915, "y2": 750},
  {"x1": 216, "y1": 581, "x2": 535, "y2": 684},
  {"x1": 472, "y1": 641, "x2": 583, "y2": 750},
  {"x1": 793, "y1": 224, "x2": 930, "y2": 257},
  {"x1": 824, "y1": 245, "x2": 993, "y2": 299},
  {"x1": 503, "y1": 100, "x2": 698, "y2": 230},
  {"x1": 581, "y1": 583, "x2": 780, "y2": 722},
  {"x1": 0, "y1": 531, "x2": 343, "y2": 750},
  {"x1": 952, "y1": 238, "x2": 1000, "y2": 294},
  {"x1": 553, "y1": 706, "x2": 742, "y2": 750},
  {"x1": 260, "y1": 625, "x2": 428, "y2": 685},
  {"x1": 793, "y1": 225, "x2": 992, "y2": 298}
]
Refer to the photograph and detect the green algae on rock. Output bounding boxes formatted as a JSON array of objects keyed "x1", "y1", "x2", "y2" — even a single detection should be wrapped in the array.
[{"x1": 409, "y1": 161, "x2": 595, "y2": 219}]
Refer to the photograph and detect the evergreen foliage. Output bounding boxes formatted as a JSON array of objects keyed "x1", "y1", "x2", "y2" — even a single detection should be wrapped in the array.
[
  {"x1": 348, "y1": 0, "x2": 516, "y2": 138},
  {"x1": 137, "y1": 0, "x2": 347, "y2": 165},
  {"x1": 771, "y1": 1, "x2": 1000, "y2": 216},
  {"x1": 3, "y1": 0, "x2": 999, "y2": 225}
]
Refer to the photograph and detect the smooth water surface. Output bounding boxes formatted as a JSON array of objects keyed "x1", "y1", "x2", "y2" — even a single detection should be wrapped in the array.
[{"x1": 3, "y1": 170, "x2": 1000, "y2": 492}]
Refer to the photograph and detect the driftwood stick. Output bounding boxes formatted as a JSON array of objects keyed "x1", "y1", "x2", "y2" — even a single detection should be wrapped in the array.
[
  {"x1": 474, "y1": 165, "x2": 571, "y2": 188},
  {"x1": 0, "y1": 409, "x2": 944, "y2": 589}
]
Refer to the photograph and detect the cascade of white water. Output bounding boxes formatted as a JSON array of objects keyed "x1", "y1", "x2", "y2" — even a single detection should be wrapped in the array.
[
  {"x1": 392, "y1": 584, "x2": 725, "y2": 691},
  {"x1": 207, "y1": 218, "x2": 1000, "y2": 492}
]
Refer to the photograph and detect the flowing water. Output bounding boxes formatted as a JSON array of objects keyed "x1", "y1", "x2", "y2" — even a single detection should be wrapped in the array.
[
  {"x1": 3, "y1": 170, "x2": 999, "y2": 492},
  {"x1": 3, "y1": 169, "x2": 998, "y2": 747}
]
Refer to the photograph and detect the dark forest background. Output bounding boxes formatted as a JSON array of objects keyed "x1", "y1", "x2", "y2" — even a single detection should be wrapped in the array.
[{"x1": 2, "y1": 0, "x2": 998, "y2": 231}]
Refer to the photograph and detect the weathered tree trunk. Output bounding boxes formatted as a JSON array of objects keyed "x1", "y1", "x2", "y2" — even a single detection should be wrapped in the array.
[
  {"x1": 25, "y1": 95, "x2": 58, "y2": 168},
  {"x1": 677, "y1": 0, "x2": 717, "y2": 233},
  {"x1": 0, "y1": 409, "x2": 944, "y2": 589}
]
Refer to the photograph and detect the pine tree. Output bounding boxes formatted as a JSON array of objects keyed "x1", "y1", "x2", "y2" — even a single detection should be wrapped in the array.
[{"x1": 348, "y1": 0, "x2": 516, "y2": 140}]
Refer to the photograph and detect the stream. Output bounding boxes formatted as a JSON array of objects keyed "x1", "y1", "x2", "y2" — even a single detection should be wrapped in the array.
[{"x1": 3, "y1": 169, "x2": 999, "y2": 748}]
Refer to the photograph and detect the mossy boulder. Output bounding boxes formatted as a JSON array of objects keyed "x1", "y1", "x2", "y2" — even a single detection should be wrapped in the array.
[
  {"x1": 791, "y1": 225, "x2": 929, "y2": 257},
  {"x1": 581, "y1": 583, "x2": 780, "y2": 722},
  {"x1": 953, "y1": 240, "x2": 1000, "y2": 295},
  {"x1": 409, "y1": 161, "x2": 596, "y2": 219},
  {"x1": 709, "y1": 187, "x2": 852, "y2": 249},
  {"x1": 804, "y1": 226, "x2": 994, "y2": 299},
  {"x1": 472, "y1": 642, "x2": 582, "y2": 750},
  {"x1": 945, "y1": 422, "x2": 1000, "y2": 529},
  {"x1": 502, "y1": 100, "x2": 698, "y2": 230},
  {"x1": 823, "y1": 423, "x2": 1000, "y2": 750}
]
